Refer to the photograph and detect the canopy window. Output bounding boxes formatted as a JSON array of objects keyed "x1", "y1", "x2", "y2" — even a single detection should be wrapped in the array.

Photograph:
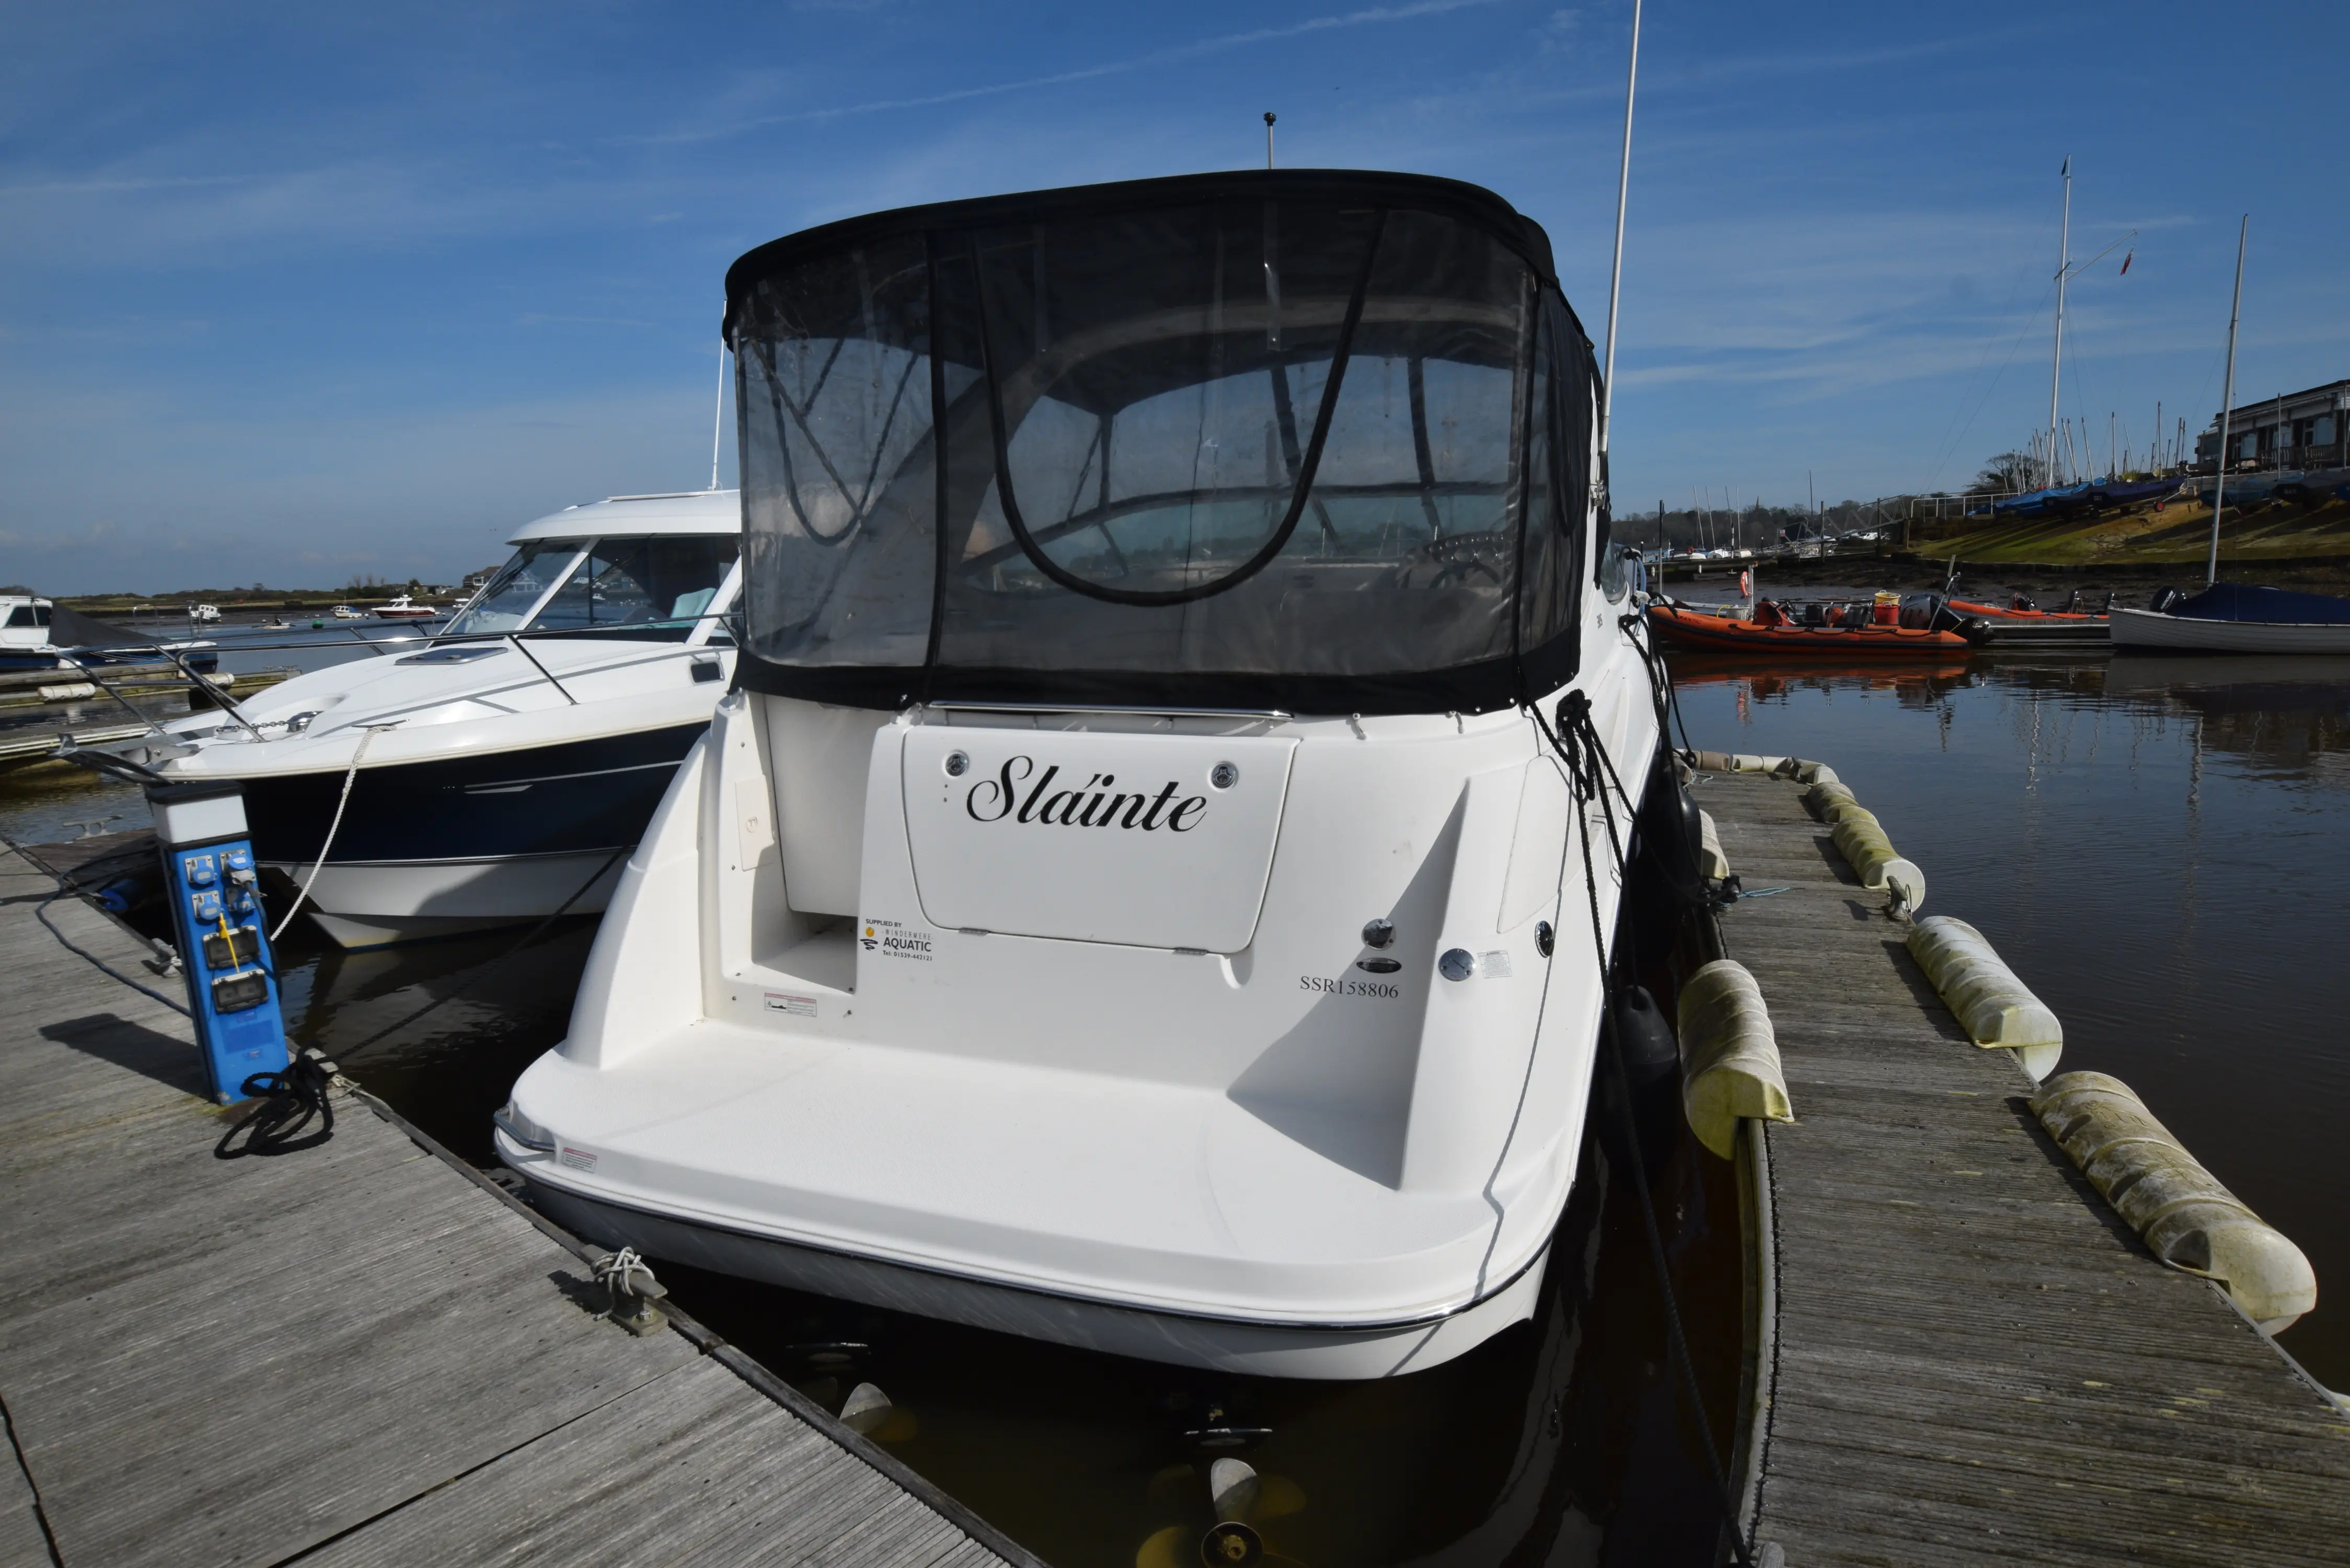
[{"x1": 727, "y1": 171, "x2": 1596, "y2": 714}]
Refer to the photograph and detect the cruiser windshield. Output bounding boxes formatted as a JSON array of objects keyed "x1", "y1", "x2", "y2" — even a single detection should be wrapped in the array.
[
  {"x1": 728, "y1": 172, "x2": 1594, "y2": 713},
  {"x1": 443, "y1": 536, "x2": 738, "y2": 641}
]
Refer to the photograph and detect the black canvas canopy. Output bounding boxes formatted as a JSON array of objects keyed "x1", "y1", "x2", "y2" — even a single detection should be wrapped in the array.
[{"x1": 724, "y1": 169, "x2": 1600, "y2": 714}]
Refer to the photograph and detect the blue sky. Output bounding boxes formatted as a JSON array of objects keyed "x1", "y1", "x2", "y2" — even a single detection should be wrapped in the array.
[{"x1": 4, "y1": 1, "x2": 2344, "y2": 593}]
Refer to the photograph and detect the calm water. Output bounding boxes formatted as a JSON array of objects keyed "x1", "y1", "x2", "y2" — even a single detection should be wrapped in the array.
[
  {"x1": 4, "y1": 641, "x2": 2342, "y2": 1562},
  {"x1": 1673, "y1": 650, "x2": 2350, "y2": 1390}
]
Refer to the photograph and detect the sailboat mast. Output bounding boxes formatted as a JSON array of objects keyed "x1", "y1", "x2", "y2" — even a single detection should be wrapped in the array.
[
  {"x1": 2048, "y1": 158, "x2": 2071, "y2": 486},
  {"x1": 2207, "y1": 215, "x2": 2247, "y2": 586},
  {"x1": 1598, "y1": 0, "x2": 1642, "y2": 454}
]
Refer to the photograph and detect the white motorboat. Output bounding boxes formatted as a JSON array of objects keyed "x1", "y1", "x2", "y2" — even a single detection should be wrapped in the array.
[
  {"x1": 2111, "y1": 583, "x2": 2350, "y2": 653},
  {"x1": 134, "y1": 490, "x2": 744, "y2": 948},
  {"x1": 497, "y1": 172, "x2": 1669, "y2": 1379},
  {"x1": 1, "y1": 595, "x2": 61, "y2": 672},
  {"x1": 373, "y1": 593, "x2": 439, "y2": 620}
]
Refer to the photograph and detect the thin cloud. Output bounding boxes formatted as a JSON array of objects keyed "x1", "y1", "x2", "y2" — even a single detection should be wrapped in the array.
[{"x1": 641, "y1": 0, "x2": 1507, "y2": 145}]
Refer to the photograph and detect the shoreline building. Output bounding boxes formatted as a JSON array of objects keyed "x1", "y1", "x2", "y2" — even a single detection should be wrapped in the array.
[{"x1": 2196, "y1": 378, "x2": 2350, "y2": 472}]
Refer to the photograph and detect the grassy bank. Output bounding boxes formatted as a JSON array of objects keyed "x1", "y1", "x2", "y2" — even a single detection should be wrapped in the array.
[{"x1": 1910, "y1": 494, "x2": 2350, "y2": 567}]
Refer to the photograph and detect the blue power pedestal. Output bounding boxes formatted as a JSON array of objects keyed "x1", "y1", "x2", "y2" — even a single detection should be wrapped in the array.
[{"x1": 148, "y1": 781, "x2": 290, "y2": 1104}]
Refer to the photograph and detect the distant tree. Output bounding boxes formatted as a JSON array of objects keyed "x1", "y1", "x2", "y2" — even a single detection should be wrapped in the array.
[{"x1": 1973, "y1": 451, "x2": 2037, "y2": 493}]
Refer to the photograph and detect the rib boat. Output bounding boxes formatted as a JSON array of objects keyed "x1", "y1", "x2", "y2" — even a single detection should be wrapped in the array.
[
  {"x1": 496, "y1": 170, "x2": 1667, "y2": 1379},
  {"x1": 130, "y1": 490, "x2": 743, "y2": 947}
]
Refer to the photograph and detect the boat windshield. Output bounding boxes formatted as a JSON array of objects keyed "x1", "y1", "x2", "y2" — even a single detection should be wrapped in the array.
[
  {"x1": 728, "y1": 172, "x2": 1595, "y2": 713},
  {"x1": 443, "y1": 536, "x2": 740, "y2": 641}
]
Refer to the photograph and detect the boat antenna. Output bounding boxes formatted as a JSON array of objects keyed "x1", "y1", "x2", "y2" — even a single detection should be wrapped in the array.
[
  {"x1": 1263, "y1": 111, "x2": 1275, "y2": 170},
  {"x1": 1599, "y1": 0, "x2": 1642, "y2": 455},
  {"x1": 708, "y1": 337, "x2": 728, "y2": 491},
  {"x1": 2048, "y1": 156, "x2": 2070, "y2": 487},
  {"x1": 2207, "y1": 215, "x2": 2247, "y2": 586}
]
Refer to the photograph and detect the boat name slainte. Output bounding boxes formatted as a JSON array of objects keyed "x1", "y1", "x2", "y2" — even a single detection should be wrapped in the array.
[{"x1": 965, "y1": 755, "x2": 1208, "y2": 831}]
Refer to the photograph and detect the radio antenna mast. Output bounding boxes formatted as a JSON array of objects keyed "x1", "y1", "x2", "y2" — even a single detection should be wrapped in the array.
[
  {"x1": 1264, "y1": 112, "x2": 1276, "y2": 169},
  {"x1": 1599, "y1": 0, "x2": 1642, "y2": 454},
  {"x1": 708, "y1": 340, "x2": 728, "y2": 491}
]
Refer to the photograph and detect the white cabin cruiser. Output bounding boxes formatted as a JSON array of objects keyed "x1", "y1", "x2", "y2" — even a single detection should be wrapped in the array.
[
  {"x1": 1, "y1": 596, "x2": 59, "y2": 672},
  {"x1": 136, "y1": 490, "x2": 744, "y2": 948},
  {"x1": 499, "y1": 172, "x2": 1664, "y2": 1379}
]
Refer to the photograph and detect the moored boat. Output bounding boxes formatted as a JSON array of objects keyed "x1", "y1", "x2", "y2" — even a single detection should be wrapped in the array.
[
  {"x1": 497, "y1": 170, "x2": 1669, "y2": 1379},
  {"x1": 2111, "y1": 583, "x2": 2350, "y2": 653},
  {"x1": 373, "y1": 594, "x2": 440, "y2": 620},
  {"x1": 127, "y1": 490, "x2": 746, "y2": 947},
  {"x1": 1648, "y1": 599, "x2": 1971, "y2": 656}
]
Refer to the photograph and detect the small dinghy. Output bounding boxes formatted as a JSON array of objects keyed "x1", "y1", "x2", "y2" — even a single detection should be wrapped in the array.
[
  {"x1": 497, "y1": 170, "x2": 1668, "y2": 1378},
  {"x1": 2111, "y1": 582, "x2": 2350, "y2": 653}
]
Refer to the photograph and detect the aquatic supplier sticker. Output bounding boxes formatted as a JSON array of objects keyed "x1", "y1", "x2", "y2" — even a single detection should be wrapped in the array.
[
  {"x1": 558, "y1": 1145, "x2": 598, "y2": 1172},
  {"x1": 764, "y1": 992, "x2": 819, "y2": 1017},
  {"x1": 860, "y1": 917, "x2": 934, "y2": 961}
]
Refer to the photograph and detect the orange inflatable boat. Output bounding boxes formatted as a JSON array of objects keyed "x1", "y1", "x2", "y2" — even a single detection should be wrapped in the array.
[{"x1": 1646, "y1": 600, "x2": 1973, "y2": 657}]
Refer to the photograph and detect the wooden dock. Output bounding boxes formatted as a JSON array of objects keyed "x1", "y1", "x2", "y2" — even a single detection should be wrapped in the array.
[
  {"x1": 1698, "y1": 771, "x2": 2350, "y2": 1566},
  {"x1": 0, "y1": 846, "x2": 1037, "y2": 1568}
]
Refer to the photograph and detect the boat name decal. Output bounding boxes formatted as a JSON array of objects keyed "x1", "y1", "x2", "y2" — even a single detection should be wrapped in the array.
[{"x1": 964, "y1": 755, "x2": 1208, "y2": 832}]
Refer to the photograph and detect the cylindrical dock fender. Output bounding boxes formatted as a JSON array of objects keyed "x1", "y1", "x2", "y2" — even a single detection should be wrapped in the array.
[
  {"x1": 1827, "y1": 809, "x2": 1925, "y2": 912},
  {"x1": 1802, "y1": 780, "x2": 1860, "y2": 821},
  {"x1": 1697, "y1": 809, "x2": 1730, "y2": 881},
  {"x1": 1678, "y1": 750, "x2": 1838, "y2": 787},
  {"x1": 1904, "y1": 916, "x2": 2063, "y2": 1080},
  {"x1": 2030, "y1": 1073, "x2": 2317, "y2": 1333},
  {"x1": 1676, "y1": 960, "x2": 1794, "y2": 1160}
]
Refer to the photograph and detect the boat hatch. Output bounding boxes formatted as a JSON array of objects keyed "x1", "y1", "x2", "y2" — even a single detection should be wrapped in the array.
[{"x1": 902, "y1": 727, "x2": 1296, "y2": 951}]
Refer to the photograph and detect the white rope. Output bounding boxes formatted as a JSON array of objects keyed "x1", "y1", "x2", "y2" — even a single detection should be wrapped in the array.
[{"x1": 270, "y1": 723, "x2": 394, "y2": 941}]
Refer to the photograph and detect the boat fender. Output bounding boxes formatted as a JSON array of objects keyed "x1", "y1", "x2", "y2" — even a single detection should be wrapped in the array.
[
  {"x1": 1676, "y1": 960, "x2": 1793, "y2": 1160},
  {"x1": 1638, "y1": 760, "x2": 1708, "y2": 900},
  {"x1": 2030, "y1": 1073, "x2": 2317, "y2": 1333},
  {"x1": 1903, "y1": 916, "x2": 2063, "y2": 1080},
  {"x1": 1601, "y1": 985, "x2": 1681, "y2": 1171},
  {"x1": 1697, "y1": 809, "x2": 1730, "y2": 881},
  {"x1": 1828, "y1": 810, "x2": 1925, "y2": 912}
]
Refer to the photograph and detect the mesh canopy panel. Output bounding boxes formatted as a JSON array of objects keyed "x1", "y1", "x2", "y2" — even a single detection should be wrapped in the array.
[{"x1": 727, "y1": 171, "x2": 1594, "y2": 713}]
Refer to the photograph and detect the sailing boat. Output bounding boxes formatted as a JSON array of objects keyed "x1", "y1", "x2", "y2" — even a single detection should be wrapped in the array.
[{"x1": 2112, "y1": 216, "x2": 2350, "y2": 652}]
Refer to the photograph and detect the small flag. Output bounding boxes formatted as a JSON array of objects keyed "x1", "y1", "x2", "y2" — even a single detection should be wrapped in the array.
[{"x1": 2119, "y1": 249, "x2": 2133, "y2": 275}]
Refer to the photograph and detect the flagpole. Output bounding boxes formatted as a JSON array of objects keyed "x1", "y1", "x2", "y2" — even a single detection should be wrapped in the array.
[
  {"x1": 2207, "y1": 215, "x2": 2247, "y2": 587},
  {"x1": 1598, "y1": 0, "x2": 1642, "y2": 455}
]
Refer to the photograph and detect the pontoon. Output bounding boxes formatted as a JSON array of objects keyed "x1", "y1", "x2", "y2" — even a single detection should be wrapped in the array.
[{"x1": 498, "y1": 171, "x2": 1664, "y2": 1378}]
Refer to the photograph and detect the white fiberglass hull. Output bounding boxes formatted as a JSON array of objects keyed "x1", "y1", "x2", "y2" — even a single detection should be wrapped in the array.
[
  {"x1": 2110, "y1": 606, "x2": 2350, "y2": 653},
  {"x1": 522, "y1": 1176, "x2": 1549, "y2": 1379},
  {"x1": 270, "y1": 848, "x2": 628, "y2": 949},
  {"x1": 501, "y1": 629, "x2": 1663, "y2": 1379}
]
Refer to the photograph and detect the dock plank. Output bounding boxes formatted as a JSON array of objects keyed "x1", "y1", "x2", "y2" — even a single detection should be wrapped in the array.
[
  {"x1": 0, "y1": 849, "x2": 1029, "y2": 1568},
  {"x1": 1695, "y1": 771, "x2": 2350, "y2": 1566}
]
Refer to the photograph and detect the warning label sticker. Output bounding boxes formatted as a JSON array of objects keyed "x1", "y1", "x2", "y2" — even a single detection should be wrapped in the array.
[
  {"x1": 764, "y1": 992, "x2": 819, "y2": 1017},
  {"x1": 859, "y1": 917, "x2": 934, "y2": 961},
  {"x1": 558, "y1": 1145, "x2": 598, "y2": 1172}
]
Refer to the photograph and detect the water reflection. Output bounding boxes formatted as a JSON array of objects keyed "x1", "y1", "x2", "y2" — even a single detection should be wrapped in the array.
[{"x1": 1674, "y1": 650, "x2": 2350, "y2": 1392}]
